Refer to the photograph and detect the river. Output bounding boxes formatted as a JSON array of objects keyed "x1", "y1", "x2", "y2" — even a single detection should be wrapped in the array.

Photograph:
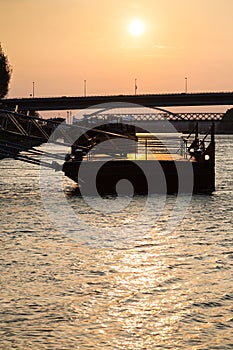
[{"x1": 0, "y1": 135, "x2": 232, "y2": 349}]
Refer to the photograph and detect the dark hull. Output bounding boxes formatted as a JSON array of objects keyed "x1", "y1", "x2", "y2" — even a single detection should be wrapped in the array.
[{"x1": 63, "y1": 159, "x2": 215, "y2": 195}]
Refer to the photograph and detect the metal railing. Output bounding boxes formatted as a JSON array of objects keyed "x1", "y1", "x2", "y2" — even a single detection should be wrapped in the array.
[{"x1": 80, "y1": 112, "x2": 223, "y2": 123}]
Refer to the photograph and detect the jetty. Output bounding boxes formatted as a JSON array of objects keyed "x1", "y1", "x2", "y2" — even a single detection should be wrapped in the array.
[{"x1": 62, "y1": 122, "x2": 215, "y2": 195}]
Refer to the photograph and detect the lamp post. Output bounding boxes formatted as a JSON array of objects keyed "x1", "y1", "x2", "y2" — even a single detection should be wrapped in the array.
[
  {"x1": 185, "y1": 77, "x2": 188, "y2": 93},
  {"x1": 84, "y1": 80, "x2": 86, "y2": 97},
  {"x1": 32, "y1": 81, "x2": 35, "y2": 98},
  {"x1": 134, "y1": 78, "x2": 137, "y2": 95}
]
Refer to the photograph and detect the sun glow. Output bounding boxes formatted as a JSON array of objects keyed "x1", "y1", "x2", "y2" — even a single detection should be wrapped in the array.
[{"x1": 128, "y1": 19, "x2": 145, "y2": 37}]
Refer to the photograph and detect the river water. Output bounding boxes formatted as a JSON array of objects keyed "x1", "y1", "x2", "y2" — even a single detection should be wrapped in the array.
[{"x1": 0, "y1": 135, "x2": 233, "y2": 349}]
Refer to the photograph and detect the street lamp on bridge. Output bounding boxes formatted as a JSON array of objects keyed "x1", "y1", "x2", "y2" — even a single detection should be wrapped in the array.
[
  {"x1": 84, "y1": 80, "x2": 87, "y2": 97},
  {"x1": 30, "y1": 81, "x2": 35, "y2": 98},
  {"x1": 185, "y1": 77, "x2": 188, "y2": 93},
  {"x1": 135, "y1": 78, "x2": 137, "y2": 95}
]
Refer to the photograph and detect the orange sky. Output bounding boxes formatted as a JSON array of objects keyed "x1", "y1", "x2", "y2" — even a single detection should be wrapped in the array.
[{"x1": 1, "y1": 0, "x2": 233, "y2": 99}]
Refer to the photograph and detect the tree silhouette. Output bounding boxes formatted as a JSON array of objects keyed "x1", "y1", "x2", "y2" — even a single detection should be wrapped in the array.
[{"x1": 0, "y1": 44, "x2": 12, "y2": 99}]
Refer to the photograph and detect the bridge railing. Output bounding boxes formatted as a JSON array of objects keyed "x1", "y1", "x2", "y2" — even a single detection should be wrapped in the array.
[
  {"x1": 80, "y1": 112, "x2": 224, "y2": 123},
  {"x1": 82, "y1": 132, "x2": 187, "y2": 161}
]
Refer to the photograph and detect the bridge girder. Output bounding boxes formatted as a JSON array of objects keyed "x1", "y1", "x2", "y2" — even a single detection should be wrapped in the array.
[
  {"x1": 82, "y1": 112, "x2": 224, "y2": 122},
  {"x1": 1, "y1": 92, "x2": 233, "y2": 111}
]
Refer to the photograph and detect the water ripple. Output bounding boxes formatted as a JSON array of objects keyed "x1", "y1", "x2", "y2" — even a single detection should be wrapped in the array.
[{"x1": 0, "y1": 136, "x2": 233, "y2": 349}]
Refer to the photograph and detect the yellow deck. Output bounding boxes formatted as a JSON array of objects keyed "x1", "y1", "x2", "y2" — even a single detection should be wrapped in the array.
[
  {"x1": 85, "y1": 153, "x2": 192, "y2": 162},
  {"x1": 127, "y1": 153, "x2": 186, "y2": 161}
]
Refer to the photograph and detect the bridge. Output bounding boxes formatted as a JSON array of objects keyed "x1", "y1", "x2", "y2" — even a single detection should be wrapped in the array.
[
  {"x1": 82, "y1": 112, "x2": 224, "y2": 122},
  {"x1": 77, "y1": 111, "x2": 227, "y2": 134},
  {"x1": 1, "y1": 91, "x2": 233, "y2": 111}
]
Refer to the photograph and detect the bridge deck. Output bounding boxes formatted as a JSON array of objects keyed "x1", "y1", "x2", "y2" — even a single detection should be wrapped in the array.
[{"x1": 2, "y1": 91, "x2": 233, "y2": 111}]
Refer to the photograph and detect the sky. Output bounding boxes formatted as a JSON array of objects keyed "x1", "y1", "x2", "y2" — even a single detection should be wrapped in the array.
[{"x1": 1, "y1": 0, "x2": 233, "y2": 100}]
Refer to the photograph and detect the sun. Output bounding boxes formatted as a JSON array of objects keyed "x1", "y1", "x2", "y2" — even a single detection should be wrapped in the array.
[{"x1": 128, "y1": 19, "x2": 145, "y2": 37}]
